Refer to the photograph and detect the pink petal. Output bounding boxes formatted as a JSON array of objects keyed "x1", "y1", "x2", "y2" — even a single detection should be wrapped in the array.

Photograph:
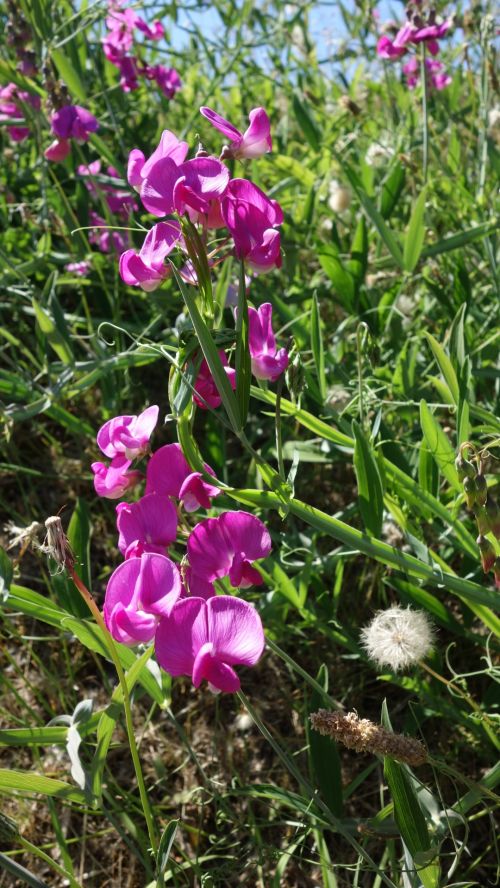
[
  {"x1": 136, "y1": 552, "x2": 182, "y2": 617},
  {"x1": 127, "y1": 148, "x2": 145, "y2": 190},
  {"x1": 239, "y1": 108, "x2": 272, "y2": 158},
  {"x1": 251, "y1": 349, "x2": 289, "y2": 382},
  {"x1": 107, "y1": 603, "x2": 157, "y2": 645},
  {"x1": 145, "y1": 443, "x2": 192, "y2": 498},
  {"x1": 192, "y1": 642, "x2": 241, "y2": 692},
  {"x1": 220, "y1": 511, "x2": 272, "y2": 563},
  {"x1": 187, "y1": 516, "x2": 231, "y2": 581},
  {"x1": 139, "y1": 221, "x2": 181, "y2": 266},
  {"x1": 200, "y1": 106, "x2": 242, "y2": 142},
  {"x1": 155, "y1": 598, "x2": 209, "y2": 676},
  {"x1": 207, "y1": 596, "x2": 265, "y2": 667},
  {"x1": 140, "y1": 156, "x2": 179, "y2": 216},
  {"x1": 117, "y1": 493, "x2": 178, "y2": 556}
]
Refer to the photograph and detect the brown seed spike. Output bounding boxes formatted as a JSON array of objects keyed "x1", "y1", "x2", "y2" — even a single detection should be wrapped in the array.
[{"x1": 310, "y1": 710, "x2": 428, "y2": 767}]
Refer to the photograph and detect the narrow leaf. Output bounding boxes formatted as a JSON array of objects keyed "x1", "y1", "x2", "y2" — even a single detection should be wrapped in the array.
[
  {"x1": 352, "y1": 421, "x2": 384, "y2": 537},
  {"x1": 310, "y1": 293, "x2": 326, "y2": 401},
  {"x1": 403, "y1": 188, "x2": 427, "y2": 272},
  {"x1": 419, "y1": 400, "x2": 460, "y2": 491}
]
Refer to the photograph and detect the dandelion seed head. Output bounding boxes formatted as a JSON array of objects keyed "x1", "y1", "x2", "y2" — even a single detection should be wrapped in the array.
[{"x1": 361, "y1": 605, "x2": 434, "y2": 671}]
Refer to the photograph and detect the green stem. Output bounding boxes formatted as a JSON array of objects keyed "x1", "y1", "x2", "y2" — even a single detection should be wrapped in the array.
[
  {"x1": 356, "y1": 323, "x2": 366, "y2": 428},
  {"x1": 237, "y1": 691, "x2": 399, "y2": 888},
  {"x1": 275, "y1": 375, "x2": 285, "y2": 480},
  {"x1": 421, "y1": 42, "x2": 429, "y2": 183},
  {"x1": 18, "y1": 838, "x2": 81, "y2": 888},
  {"x1": 266, "y1": 637, "x2": 341, "y2": 709},
  {"x1": 226, "y1": 487, "x2": 500, "y2": 618},
  {"x1": 67, "y1": 566, "x2": 159, "y2": 859}
]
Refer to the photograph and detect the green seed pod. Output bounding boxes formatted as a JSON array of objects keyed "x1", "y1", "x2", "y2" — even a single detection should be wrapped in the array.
[
  {"x1": 455, "y1": 454, "x2": 477, "y2": 482},
  {"x1": 463, "y1": 476, "x2": 477, "y2": 509},
  {"x1": 473, "y1": 503, "x2": 491, "y2": 535},
  {"x1": 475, "y1": 472, "x2": 488, "y2": 507},
  {"x1": 485, "y1": 496, "x2": 500, "y2": 540},
  {"x1": 285, "y1": 352, "x2": 305, "y2": 403},
  {"x1": 0, "y1": 811, "x2": 19, "y2": 842},
  {"x1": 477, "y1": 534, "x2": 496, "y2": 573}
]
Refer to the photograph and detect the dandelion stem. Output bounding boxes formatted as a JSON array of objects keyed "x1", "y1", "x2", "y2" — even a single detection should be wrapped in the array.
[{"x1": 67, "y1": 566, "x2": 160, "y2": 859}]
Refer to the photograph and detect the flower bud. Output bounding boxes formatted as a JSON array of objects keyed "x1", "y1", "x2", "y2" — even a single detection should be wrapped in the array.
[
  {"x1": 485, "y1": 496, "x2": 500, "y2": 540},
  {"x1": 475, "y1": 472, "x2": 488, "y2": 507},
  {"x1": 463, "y1": 476, "x2": 477, "y2": 509},
  {"x1": 454, "y1": 453, "x2": 476, "y2": 482},
  {"x1": 477, "y1": 534, "x2": 496, "y2": 573},
  {"x1": 473, "y1": 503, "x2": 491, "y2": 536}
]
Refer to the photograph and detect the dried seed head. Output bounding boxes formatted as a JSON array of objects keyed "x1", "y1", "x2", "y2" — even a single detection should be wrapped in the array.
[
  {"x1": 310, "y1": 710, "x2": 427, "y2": 767},
  {"x1": 4, "y1": 520, "x2": 42, "y2": 550},
  {"x1": 361, "y1": 605, "x2": 434, "y2": 672},
  {"x1": 38, "y1": 516, "x2": 74, "y2": 572}
]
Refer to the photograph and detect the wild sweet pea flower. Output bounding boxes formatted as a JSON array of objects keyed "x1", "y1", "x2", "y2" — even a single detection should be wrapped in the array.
[
  {"x1": 222, "y1": 179, "x2": 283, "y2": 273},
  {"x1": 0, "y1": 83, "x2": 41, "y2": 142},
  {"x1": 377, "y1": 14, "x2": 451, "y2": 59},
  {"x1": 91, "y1": 455, "x2": 143, "y2": 499},
  {"x1": 143, "y1": 65, "x2": 182, "y2": 100},
  {"x1": 182, "y1": 565, "x2": 215, "y2": 601},
  {"x1": 140, "y1": 155, "x2": 229, "y2": 224},
  {"x1": 187, "y1": 511, "x2": 271, "y2": 588},
  {"x1": 155, "y1": 595, "x2": 265, "y2": 693},
  {"x1": 200, "y1": 106, "x2": 272, "y2": 159},
  {"x1": 44, "y1": 138, "x2": 71, "y2": 162},
  {"x1": 97, "y1": 404, "x2": 159, "y2": 459},
  {"x1": 89, "y1": 213, "x2": 128, "y2": 254},
  {"x1": 65, "y1": 260, "x2": 91, "y2": 276},
  {"x1": 403, "y1": 57, "x2": 451, "y2": 90},
  {"x1": 145, "y1": 443, "x2": 221, "y2": 512},
  {"x1": 50, "y1": 105, "x2": 99, "y2": 142},
  {"x1": 119, "y1": 221, "x2": 181, "y2": 291},
  {"x1": 104, "y1": 552, "x2": 182, "y2": 645},
  {"x1": 79, "y1": 164, "x2": 137, "y2": 219},
  {"x1": 246, "y1": 303, "x2": 289, "y2": 381},
  {"x1": 116, "y1": 493, "x2": 178, "y2": 558},
  {"x1": 193, "y1": 353, "x2": 236, "y2": 410},
  {"x1": 127, "y1": 129, "x2": 189, "y2": 192}
]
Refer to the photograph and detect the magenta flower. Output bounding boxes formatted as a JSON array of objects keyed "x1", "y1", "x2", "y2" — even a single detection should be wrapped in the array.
[
  {"x1": 140, "y1": 155, "x2": 229, "y2": 222},
  {"x1": 79, "y1": 164, "x2": 137, "y2": 219},
  {"x1": 65, "y1": 260, "x2": 91, "y2": 276},
  {"x1": 44, "y1": 138, "x2": 71, "y2": 162},
  {"x1": 247, "y1": 303, "x2": 289, "y2": 381},
  {"x1": 193, "y1": 353, "x2": 236, "y2": 410},
  {"x1": 116, "y1": 493, "x2": 178, "y2": 558},
  {"x1": 91, "y1": 455, "x2": 143, "y2": 499},
  {"x1": 97, "y1": 404, "x2": 159, "y2": 460},
  {"x1": 104, "y1": 552, "x2": 182, "y2": 645},
  {"x1": 119, "y1": 221, "x2": 181, "y2": 291},
  {"x1": 376, "y1": 35, "x2": 407, "y2": 59},
  {"x1": 155, "y1": 595, "x2": 265, "y2": 693},
  {"x1": 89, "y1": 213, "x2": 128, "y2": 253},
  {"x1": 222, "y1": 179, "x2": 283, "y2": 273},
  {"x1": 376, "y1": 16, "x2": 451, "y2": 59},
  {"x1": 50, "y1": 105, "x2": 99, "y2": 142},
  {"x1": 145, "y1": 443, "x2": 221, "y2": 512},
  {"x1": 403, "y1": 57, "x2": 451, "y2": 90},
  {"x1": 182, "y1": 566, "x2": 215, "y2": 600},
  {"x1": 127, "y1": 129, "x2": 189, "y2": 192},
  {"x1": 117, "y1": 55, "x2": 140, "y2": 92},
  {"x1": 187, "y1": 511, "x2": 271, "y2": 588},
  {"x1": 143, "y1": 64, "x2": 182, "y2": 99},
  {"x1": 200, "y1": 106, "x2": 272, "y2": 159},
  {"x1": 0, "y1": 83, "x2": 41, "y2": 142}
]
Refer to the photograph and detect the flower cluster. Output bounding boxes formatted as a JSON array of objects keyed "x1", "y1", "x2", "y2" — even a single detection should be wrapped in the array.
[
  {"x1": 0, "y1": 83, "x2": 40, "y2": 142},
  {"x1": 92, "y1": 410, "x2": 268, "y2": 693},
  {"x1": 45, "y1": 104, "x2": 99, "y2": 162},
  {"x1": 377, "y1": 2, "x2": 452, "y2": 91},
  {"x1": 103, "y1": 0, "x2": 181, "y2": 98},
  {"x1": 77, "y1": 160, "x2": 138, "y2": 255}
]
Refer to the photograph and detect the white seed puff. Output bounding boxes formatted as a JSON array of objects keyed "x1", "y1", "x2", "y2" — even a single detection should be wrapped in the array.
[{"x1": 361, "y1": 605, "x2": 434, "y2": 671}]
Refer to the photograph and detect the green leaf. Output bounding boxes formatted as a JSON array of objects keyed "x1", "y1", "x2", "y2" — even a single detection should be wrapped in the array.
[
  {"x1": 310, "y1": 293, "x2": 326, "y2": 401},
  {"x1": 171, "y1": 265, "x2": 241, "y2": 432},
  {"x1": 0, "y1": 548, "x2": 13, "y2": 600},
  {"x1": 338, "y1": 162, "x2": 404, "y2": 268},
  {"x1": 384, "y1": 758, "x2": 440, "y2": 888},
  {"x1": 403, "y1": 188, "x2": 427, "y2": 272},
  {"x1": 346, "y1": 215, "x2": 368, "y2": 291},
  {"x1": 235, "y1": 262, "x2": 251, "y2": 427},
  {"x1": 91, "y1": 647, "x2": 154, "y2": 801},
  {"x1": 0, "y1": 769, "x2": 86, "y2": 803},
  {"x1": 292, "y1": 92, "x2": 321, "y2": 151},
  {"x1": 317, "y1": 248, "x2": 355, "y2": 310},
  {"x1": 51, "y1": 49, "x2": 87, "y2": 102},
  {"x1": 380, "y1": 161, "x2": 406, "y2": 219},
  {"x1": 418, "y1": 442, "x2": 439, "y2": 498},
  {"x1": 419, "y1": 400, "x2": 461, "y2": 491},
  {"x1": 157, "y1": 820, "x2": 179, "y2": 876},
  {"x1": 307, "y1": 666, "x2": 343, "y2": 817},
  {"x1": 68, "y1": 499, "x2": 92, "y2": 597},
  {"x1": 424, "y1": 333, "x2": 460, "y2": 405},
  {"x1": 352, "y1": 421, "x2": 384, "y2": 537},
  {"x1": 32, "y1": 298, "x2": 74, "y2": 365}
]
